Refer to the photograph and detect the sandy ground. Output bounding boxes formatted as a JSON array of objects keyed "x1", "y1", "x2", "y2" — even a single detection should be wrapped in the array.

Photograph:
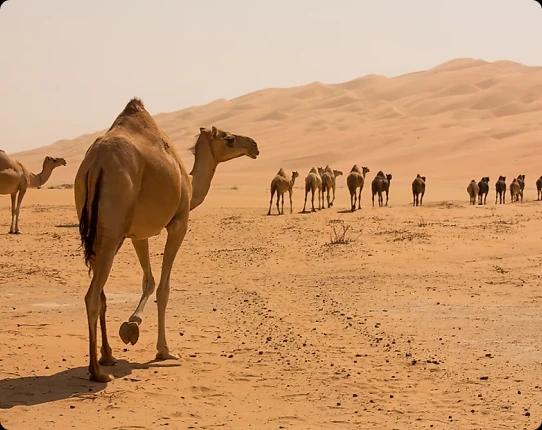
[{"x1": 0, "y1": 186, "x2": 541, "y2": 429}]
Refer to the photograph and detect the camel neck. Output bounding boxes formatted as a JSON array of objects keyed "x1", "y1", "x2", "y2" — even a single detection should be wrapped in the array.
[
  {"x1": 290, "y1": 176, "x2": 297, "y2": 189},
  {"x1": 189, "y1": 135, "x2": 218, "y2": 210},
  {"x1": 29, "y1": 165, "x2": 53, "y2": 188}
]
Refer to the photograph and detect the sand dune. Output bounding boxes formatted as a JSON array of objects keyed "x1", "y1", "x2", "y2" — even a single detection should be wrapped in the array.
[{"x1": 8, "y1": 58, "x2": 542, "y2": 201}]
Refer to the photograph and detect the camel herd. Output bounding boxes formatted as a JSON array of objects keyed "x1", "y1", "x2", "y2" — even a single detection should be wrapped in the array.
[{"x1": 468, "y1": 175, "x2": 533, "y2": 205}]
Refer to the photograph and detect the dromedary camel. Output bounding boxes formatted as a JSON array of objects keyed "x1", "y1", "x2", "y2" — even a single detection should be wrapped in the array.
[
  {"x1": 510, "y1": 178, "x2": 522, "y2": 202},
  {"x1": 267, "y1": 169, "x2": 299, "y2": 215},
  {"x1": 467, "y1": 180, "x2": 479, "y2": 205},
  {"x1": 319, "y1": 167, "x2": 334, "y2": 209},
  {"x1": 371, "y1": 171, "x2": 392, "y2": 207},
  {"x1": 303, "y1": 167, "x2": 322, "y2": 212},
  {"x1": 0, "y1": 151, "x2": 66, "y2": 233},
  {"x1": 346, "y1": 165, "x2": 370, "y2": 211},
  {"x1": 412, "y1": 174, "x2": 426, "y2": 206},
  {"x1": 516, "y1": 174, "x2": 526, "y2": 201},
  {"x1": 536, "y1": 176, "x2": 542, "y2": 200},
  {"x1": 74, "y1": 99, "x2": 259, "y2": 382},
  {"x1": 477, "y1": 177, "x2": 490, "y2": 205},
  {"x1": 495, "y1": 176, "x2": 506, "y2": 204}
]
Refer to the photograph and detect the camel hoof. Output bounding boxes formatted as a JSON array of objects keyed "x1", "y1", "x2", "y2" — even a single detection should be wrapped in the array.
[
  {"x1": 99, "y1": 355, "x2": 118, "y2": 366},
  {"x1": 90, "y1": 370, "x2": 114, "y2": 383},
  {"x1": 119, "y1": 321, "x2": 139, "y2": 345},
  {"x1": 155, "y1": 351, "x2": 179, "y2": 361}
]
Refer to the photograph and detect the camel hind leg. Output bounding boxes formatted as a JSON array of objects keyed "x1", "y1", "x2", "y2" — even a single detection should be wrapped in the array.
[
  {"x1": 267, "y1": 187, "x2": 275, "y2": 216},
  {"x1": 10, "y1": 188, "x2": 26, "y2": 234},
  {"x1": 289, "y1": 190, "x2": 293, "y2": 214},
  {"x1": 9, "y1": 192, "x2": 16, "y2": 233},
  {"x1": 280, "y1": 193, "x2": 285, "y2": 215},
  {"x1": 99, "y1": 290, "x2": 116, "y2": 366}
]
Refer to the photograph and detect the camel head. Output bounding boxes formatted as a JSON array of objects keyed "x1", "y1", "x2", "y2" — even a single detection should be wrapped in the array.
[
  {"x1": 199, "y1": 126, "x2": 259, "y2": 162},
  {"x1": 362, "y1": 166, "x2": 370, "y2": 175},
  {"x1": 333, "y1": 170, "x2": 343, "y2": 177},
  {"x1": 309, "y1": 167, "x2": 318, "y2": 175},
  {"x1": 44, "y1": 156, "x2": 67, "y2": 170},
  {"x1": 482, "y1": 177, "x2": 490, "y2": 183},
  {"x1": 292, "y1": 171, "x2": 299, "y2": 180},
  {"x1": 386, "y1": 174, "x2": 393, "y2": 182},
  {"x1": 421, "y1": 176, "x2": 426, "y2": 183}
]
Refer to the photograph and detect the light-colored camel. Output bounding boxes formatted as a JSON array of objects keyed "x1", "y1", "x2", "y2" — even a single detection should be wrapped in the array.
[
  {"x1": 318, "y1": 166, "x2": 333, "y2": 208},
  {"x1": 412, "y1": 174, "x2": 426, "y2": 206},
  {"x1": 477, "y1": 177, "x2": 490, "y2": 205},
  {"x1": 371, "y1": 171, "x2": 392, "y2": 207},
  {"x1": 536, "y1": 176, "x2": 542, "y2": 200},
  {"x1": 467, "y1": 180, "x2": 479, "y2": 205},
  {"x1": 332, "y1": 169, "x2": 343, "y2": 205},
  {"x1": 74, "y1": 99, "x2": 259, "y2": 382},
  {"x1": 267, "y1": 169, "x2": 299, "y2": 215},
  {"x1": 346, "y1": 165, "x2": 370, "y2": 211},
  {"x1": 510, "y1": 178, "x2": 522, "y2": 202},
  {"x1": 303, "y1": 167, "x2": 322, "y2": 212},
  {"x1": 495, "y1": 176, "x2": 506, "y2": 204},
  {"x1": 0, "y1": 151, "x2": 66, "y2": 233}
]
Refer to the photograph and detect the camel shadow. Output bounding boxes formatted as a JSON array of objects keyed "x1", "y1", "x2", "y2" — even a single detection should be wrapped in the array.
[{"x1": 336, "y1": 209, "x2": 356, "y2": 214}]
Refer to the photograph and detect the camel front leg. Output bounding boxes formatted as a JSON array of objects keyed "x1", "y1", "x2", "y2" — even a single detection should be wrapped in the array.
[
  {"x1": 12, "y1": 189, "x2": 26, "y2": 234},
  {"x1": 289, "y1": 190, "x2": 293, "y2": 214},
  {"x1": 119, "y1": 239, "x2": 155, "y2": 346},
  {"x1": 357, "y1": 187, "x2": 362, "y2": 210},
  {"x1": 155, "y1": 216, "x2": 188, "y2": 360},
  {"x1": 280, "y1": 194, "x2": 284, "y2": 215},
  {"x1": 9, "y1": 192, "x2": 16, "y2": 233}
]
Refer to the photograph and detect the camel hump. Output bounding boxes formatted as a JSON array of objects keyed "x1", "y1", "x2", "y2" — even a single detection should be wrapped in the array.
[
  {"x1": 123, "y1": 98, "x2": 146, "y2": 114},
  {"x1": 276, "y1": 168, "x2": 286, "y2": 177}
]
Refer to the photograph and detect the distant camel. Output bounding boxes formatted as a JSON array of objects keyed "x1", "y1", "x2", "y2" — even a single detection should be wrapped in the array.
[
  {"x1": 267, "y1": 169, "x2": 299, "y2": 215},
  {"x1": 467, "y1": 180, "x2": 479, "y2": 205},
  {"x1": 412, "y1": 174, "x2": 426, "y2": 206},
  {"x1": 516, "y1": 174, "x2": 526, "y2": 201},
  {"x1": 477, "y1": 177, "x2": 490, "y2": 205},
  {"x1": 346, "y1": 165, "x2": 370, "y2": 211},
  {"x1": 510, "y1": 178, "x2": 522, "y2": 202},
  {"x1": 74, "y1": 99, "x2": 259, "y2": 382},
  {"x1": 372, "y1": 171, "x2": 392, "y2": 207},
  {"x1": 537, "y1": 176, "x2": 542, "y2": 200},
  {"x1": 303, "y1": 167, "x2": 322, "y2": 212},
  {"x1": 0, "y1": 151, "x2": 66, "y2": 233},
  {"x1": 318, "y1": 167, "x2": 333, "y2": 208},
  {"x1": 495, "y1": 176, "x2": 506, "y2": 204}
]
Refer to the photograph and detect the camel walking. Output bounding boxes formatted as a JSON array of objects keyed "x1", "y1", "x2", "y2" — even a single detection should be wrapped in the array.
[
  {"x1": 510, "y1": 178, "x2": 522, "y2": 202},
  {"x1": 267, "y1": 169, "x2": 299, "y2": 215},
  {"x1": 495, "y1": 176, "x2": 506, "y2": 204},
  {"x1": 74, "y1": 99, "x2": 259, "y2": 382},
  {"x1": 477, "y1": 177, "x2": 490, "y2": 205},
  {"x1": 319, "y1": 167, "x2": 334, "y2": 208},
  {"x1": 346, "y1": 165, "x2": 370, "y2": 211},
  {"x1": 536, "y1": 176, "x2": 542, "y2": 200},
  {"x1": 0, "y1": 151, "x2": 66, "y2": 233},
  {"x1": 412, "y1": 174, "x2": 426, "y2": 206},
  {"x1": 303, "y1": 167, "x2": 322, "y2": 212},
  {"x1": 332, "y1": 169, "x2": 343, "y2": 205},
  {"x1": 516, "y1": 174, "x2": 525, "y2": 201},
  {"x1": 371, "y1": 171, "x2": 392, "y2": 207},
  {"x1": 467, "y1": 180, "x2": 479, "y2": 205}
]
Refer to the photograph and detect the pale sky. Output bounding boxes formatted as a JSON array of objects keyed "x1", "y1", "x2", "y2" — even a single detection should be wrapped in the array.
[{"x1": 1, "y1": 0, "x2": 541, "y2": 152}]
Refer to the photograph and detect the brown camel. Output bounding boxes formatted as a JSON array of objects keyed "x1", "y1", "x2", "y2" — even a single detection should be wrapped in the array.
[
  {"x1": 477, "y1": 177, "x2": 490, "y2": 205},
  {"x1": 267, "y1": 169, "x2": 299, "y2": 215},
  {"x1": 303, "y1": 167, "x2": 322, "y2": 212},
  {"x1": 510, "y1": 178, "x2": 522, "y2": 202},
  {"x1": 346, "y1": 165, "x2": 370, "y2": 211},
  {"x1": 0, "y1": 151, "x2": 66, "y2": 233},
  {"x1": 371, "y1": 171, "x2": 392, "y2": 207},
  {"x1": 495, "y1": 176, "x2": 506, "y2": 204},
  {"x1": 536, "y1": 176, "x2": 542, "y2": 200},
  {"x1": 412, "y1": 174, "x2": 426, "y2": 206},
  {"x1": 74, "y1": 99, "x2": 259, "y2": 382},
  {"x1": 467, "y1": 180, "x2": 479, "y2": 205},
  {"x1": 516, "y1": 174, "x2": 525, "y2": 201},
  {"x1": 319, "y1": 166, "x2": 334, "y2": 208}
]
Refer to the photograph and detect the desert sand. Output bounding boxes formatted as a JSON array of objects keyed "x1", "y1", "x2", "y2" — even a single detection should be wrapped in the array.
[{"x1": 1, "y1": 58, "x2": 542, "y2": 428}]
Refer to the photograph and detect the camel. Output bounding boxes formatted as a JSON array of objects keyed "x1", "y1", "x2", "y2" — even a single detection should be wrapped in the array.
[
  {"x1": 412, "y1": 174, "x2": 426, "y2": 206},
  {"x1": 516, "y1": 174, "x2": 526, "y2": 201},
  {"x1": 319, "y1": 167, "x2": 334, "y2": 209},
  {"x1": 302, "y1": 167, "x2": 322, "y2": 212},
  {"x1": 477, "y1": 177, "x2": 490, "y2": 205},
  {"x1": 467, "y1": 180, "x2": 479, "y2": 205},
  {"x1": 495, "y1": 176, "x2": 506, "y2": 204},
  {"x1": 74, "y1": 98, "x2": 259, "y2": 382},
  {"x1": 346, "y1": 165, "x2": 370, "y2": 211},
  {"x1": 510, "y1": 178, "x2": 522, "y2": 203},
  {"x1": 371, "y1": 171, "x2": 392, "y2": 207},
  {"x1": 267, "y1": 169, "x2": 299, "y2": 215},
  {"x1": 536, "y1": 176, "x2": 542, "y2": 200},
  {"x1": 0, "y1": 151, "x2": 66, "y2": 233}
]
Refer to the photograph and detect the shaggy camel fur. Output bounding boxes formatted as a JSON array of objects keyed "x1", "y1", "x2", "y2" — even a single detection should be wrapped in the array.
[
  {"x1": 0, "y1": 151, "x2": 66, "y2": 233},
  {"x1": 477, "y1": 177, "x2": 490, "y2": 205},
  {"x1": 495, "y1": 176, "x2": 506, "y2": 204},
  {"x1": 267, "y1": 169, "x2": 299, "y2": 215},
  {"x1": 467, "y1": 180, "x2": 479, "y2": 205},
  {"x1": 303, "y1": 167, "x2": 322, "y2": 212},
  {"x1": 510, "y1": 178, "x2": 522, "y2": 202},
  {"x1": 74, "y1": 99, "x2": 259, "y2": 382},
  {"x1": 412, "y1": 174, "x2": 426, "y2": 206},
  {"x1": 537, "y1": 176, "x2": 542, "y2": 200},
  {"x1": 346, "y1": 165, "x2": 370, "y2": 211},
  {"x1": 371, "y1": 171, "x2": 392, "y2": 207}
]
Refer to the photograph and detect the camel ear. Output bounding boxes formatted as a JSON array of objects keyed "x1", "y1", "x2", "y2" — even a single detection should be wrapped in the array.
[
  {"x1": 211, "y1": 126, "x2": 218, "y2": 138},
  {"x1": 199, "y1": 127, "x2": 206, "y2": 133},
  {"x1": 422, "y1": 176, "x2": 426, "y2": 182}
]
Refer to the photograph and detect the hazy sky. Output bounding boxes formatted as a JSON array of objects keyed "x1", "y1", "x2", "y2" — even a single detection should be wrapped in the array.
[{"x1": 1, "y1": 0, "x2": 541, "y2": 152}]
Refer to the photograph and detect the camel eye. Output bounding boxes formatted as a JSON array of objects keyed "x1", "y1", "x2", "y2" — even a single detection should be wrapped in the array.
[{"x1": 224, "y1": 135, "x2": 235, "y2": 147}]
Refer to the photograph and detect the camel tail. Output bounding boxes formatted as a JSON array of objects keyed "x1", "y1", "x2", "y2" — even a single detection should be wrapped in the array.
[{"x1": 79, "y1": 169, "x2": 104, "y2": 273}]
